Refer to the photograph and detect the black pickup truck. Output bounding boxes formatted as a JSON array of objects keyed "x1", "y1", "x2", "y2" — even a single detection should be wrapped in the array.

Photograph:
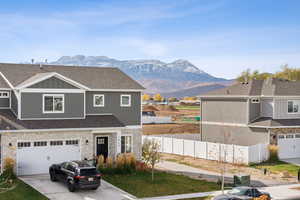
[{"x1": 49, "y1": 160, "x2": 101, "y2": 192}]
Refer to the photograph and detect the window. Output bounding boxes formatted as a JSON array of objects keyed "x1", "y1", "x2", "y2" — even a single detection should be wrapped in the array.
[
  {"x1": 43, "y1": 94, "x2": 64, "y2": 113},
  {"x1": 18, "y1": 142, "x2": 31, "y2": 148},
  {"x1": 286, "y1": 134, "x2": 294, "y2": 139},
  {"x1": 278, "y1": 135, "x2": 285, "y2": 139},
  {"x1": 93, "y1": 94, "x2": 104, "y2": 107},
  {"x1": 50, "y1": 141, "x2": 63, "y2": 146},
  {"x1": 120, "y1": 95, "x2": 131, "y2": 107},
  {"x1": 288, "y1": 100, "x2": 300, "y2": 113},
  {"x1": 296, "y1": 134, "x2": 300, "y2": 138},
  {"x1": 251, "y1": 98, "x2": 260, "y2": 103},
  {"x1": 0, "y1": 92, "x2": 9, "y2": 98},
  {"x1": 121, "y1": 135, "x2": 132, "y2": 153},
  {"x1": 66, "y1": 140, "x2": 79, "y2": 145},
  {"x1": 34, "y1": 141, "x2": 47, "y2": 147}
]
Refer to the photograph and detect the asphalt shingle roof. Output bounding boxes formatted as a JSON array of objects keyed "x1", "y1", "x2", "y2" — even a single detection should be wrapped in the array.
[
  {"x1": 201, "y1": 78, "x2": 300, "y2": 97},
  {"x1": 0, "y1": 63, "x2": 144, "y2": 90}
]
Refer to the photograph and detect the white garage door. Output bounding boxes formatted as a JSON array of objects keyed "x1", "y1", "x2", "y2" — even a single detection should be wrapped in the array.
[
  {"x1": 278, "y1": 134, "x2": 300, "y2": 159},
  {"x1": 17, "y1": 139, "x2": 80, "y2": 176}
]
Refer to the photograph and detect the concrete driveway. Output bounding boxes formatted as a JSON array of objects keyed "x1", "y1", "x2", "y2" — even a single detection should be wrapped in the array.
[{"x1": 20, "y1": 174, "x2": 136, "y2": 200}]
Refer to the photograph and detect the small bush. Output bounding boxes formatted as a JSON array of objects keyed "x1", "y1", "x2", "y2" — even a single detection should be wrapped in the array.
[
  {"x1": 268, "y1": 145, "x2": 279, "y2": 162},
  {"x1": 97, "y1": 155, "x2": 105, "y2": 170},
  {"x1": 136, "y1": 161, "x2": 149, "y2": 172},
  {"x1": 2, "y1": 157, "x2": 16, "y2": 180}
]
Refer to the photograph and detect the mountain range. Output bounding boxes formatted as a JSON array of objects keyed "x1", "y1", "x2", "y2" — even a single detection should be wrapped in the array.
[{"x1": 51, "y1": 55, "x2": 231, "y2": 97}]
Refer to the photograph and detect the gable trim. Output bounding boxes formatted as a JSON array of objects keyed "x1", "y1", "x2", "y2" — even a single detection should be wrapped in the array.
[{"x1": 16, "y1": 72, "x2": 90, "y2": 90}]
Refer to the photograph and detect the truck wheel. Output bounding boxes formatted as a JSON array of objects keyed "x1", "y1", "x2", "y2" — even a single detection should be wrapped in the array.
[
  {"x1": 50, "y1": 172, "x2": 57, "y2": 182},
  {"x1": 68, "y1": 181, "x2": 76, "y2": 192}
]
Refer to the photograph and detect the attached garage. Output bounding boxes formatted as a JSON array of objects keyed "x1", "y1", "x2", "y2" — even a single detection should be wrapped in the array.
[
  {"x1": 277, "y1": 134, "x2": 300, "y2": 159},
  {"x1": 16, "y1": 139, "x2": 80, "y2": 176}
]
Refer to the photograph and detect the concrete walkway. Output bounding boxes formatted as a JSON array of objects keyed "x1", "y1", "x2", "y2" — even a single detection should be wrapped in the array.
[
  {"x1": 156, "y1": 160, "x2": 292, "y2": 187},
  {"x1": 140, "y1": 191, "x2": 222, "y2": 200},
  {"x1": 282, "y1": 158, "x2": 300, "y2": 166}
]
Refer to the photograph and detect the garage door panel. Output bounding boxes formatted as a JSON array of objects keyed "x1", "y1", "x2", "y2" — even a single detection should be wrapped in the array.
[
  {"x1": 278, "y1": 134, "x2": 300, "y2": 159},
  {"x1": 17, "y1": 141, "x2": 80, "y2": 176}
]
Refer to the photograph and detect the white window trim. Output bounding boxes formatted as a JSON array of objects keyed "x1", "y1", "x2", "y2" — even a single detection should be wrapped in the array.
[
  {"x1": 93, "y1": 94, "x2": 105, "y2": 107},
  {"x1": 287, "y1": 100, "x2": 300, "y2": 114},
  {"x1": 121, "y1": 134, "x2": 133, "y2": 153},
  {"x1": 0, "y1": 91, "x2": 9, "y2": 98},
  {"x1": 120, "y1": 94, "x2": 131, "y2": 107},
  {"x1": 43, "y1": 94, "x2": 65, "y2": 114}
]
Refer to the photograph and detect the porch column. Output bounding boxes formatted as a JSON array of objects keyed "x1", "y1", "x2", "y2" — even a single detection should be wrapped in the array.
[{"x1": 116, "y1": 131, "x2": 122, "y2": 155}]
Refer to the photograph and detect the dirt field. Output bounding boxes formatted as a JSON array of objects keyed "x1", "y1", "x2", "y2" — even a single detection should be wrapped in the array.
[{"x1": 143, "y1": 123, "x2": 200, "y2": 135}]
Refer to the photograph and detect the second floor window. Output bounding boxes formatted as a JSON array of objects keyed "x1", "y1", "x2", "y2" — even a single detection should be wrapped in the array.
[
  {"x1": 288, "y1": 100, "x2": 300, "y2": 113},
  {"x1": 43, "y1": 94, "x2": 64, "y2": 113},
  {"x1": 94, "y1": 94, "x2": 105, "y2": 107},
  {"x1": 121, "y1": 94, "x2": 131, "y2": 107}
]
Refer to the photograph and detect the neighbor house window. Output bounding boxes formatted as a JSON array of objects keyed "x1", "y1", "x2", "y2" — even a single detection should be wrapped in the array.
[
  {"x1": 251, "y1": 98, "x2": 260, "y2": 103},
  {"x1": 0, "y1": 92, "x2": 9, "y2": 98},
  {"x1": 288, "y1": 100, "x2": 300, "y2": 113},
  {"x1": 120, "y1": 95, "x2": 131, "y2": 107},
  {"x1": 43, "y1": 94, "x2": 64, "y2": 113},
  {"x1": 93, "y1": 94, "x2": 105, "y2": 107},
  {"x1": 121, "y1": 135, "x2": 132, "y2": 153}
]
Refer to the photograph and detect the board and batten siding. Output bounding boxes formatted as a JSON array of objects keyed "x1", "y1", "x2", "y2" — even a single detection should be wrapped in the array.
[
  {"x1": 274, "y1": 98, "x2": 300, "y2": 119},
  {"x1": 20, "y1": 92, "x2": 84, "y2": 119},
  {"x1": 29, "y1": 76, "x2": 79, "y2": 89},
  {"x1": 201, "y1": 98, "x2": 248, "y2": 124},
  {"x1": 249, "y1": 101, "x2": 260, "y2": 122},
  {"x1": 11, "y1": 91, "x2": 18, "y2": 115},
  {"x1": 86, "y1": 91, "x2": 141, "y2": 126}
]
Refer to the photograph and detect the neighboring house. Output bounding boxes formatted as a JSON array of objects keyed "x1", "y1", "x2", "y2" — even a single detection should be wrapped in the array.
[
  {"x1": 199, "y1": 78, "x2": 300, "y2": 160},
  {"x1": 0, "y1": 63, "x2": 144, "y2": 175}
]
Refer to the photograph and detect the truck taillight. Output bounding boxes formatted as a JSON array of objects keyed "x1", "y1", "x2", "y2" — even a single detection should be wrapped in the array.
[{"x1": 75, "y1": 176, "x2": 86, "y2": 179}]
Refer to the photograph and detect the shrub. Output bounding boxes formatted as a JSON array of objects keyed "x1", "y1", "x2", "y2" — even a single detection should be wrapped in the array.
[
  {"x1": 2, "y1": 157, "x2": 16, "y2": 180},
  {"x1": 97, "y1": 155, "x2": 105, "y2": 170},
  {"x1": 136, "y1": 161, "x2": 149, "y2": 172},
  {"x1": 268, "y1": 145, "x2": 279, "y2": 162}
]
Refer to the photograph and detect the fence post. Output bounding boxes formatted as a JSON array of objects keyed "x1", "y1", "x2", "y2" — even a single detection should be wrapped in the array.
[
  {"x1": 161, "y1": 137, "x2": 164, "y2": 153},
  {"x1": 182, "y1": 139, "x2": 185, "y2": 156},
  {"x1": 172, "y1": 137, "x2": 174, "y2": 154},
  {"x1": 194, "y1": 140, "x2": 196, "y2": 159}
]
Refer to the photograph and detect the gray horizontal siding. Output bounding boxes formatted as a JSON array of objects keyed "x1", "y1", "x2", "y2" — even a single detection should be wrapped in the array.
[
  {"x1": 21, "y1": 92, "x2": 84, "y2": 119},
  {"x1": 201, "y1": 98, "x2": 248, "y2": 124},
  {"x1": 274, "y1": 98, "x2": 300, "y2": 119},
  {"x1": 86, "y1": 91, "x2": 141, "y2": 126},
  {"x1": 249, "y1": 101, "x2": 260, "y2": 122},
  {"x1": 0, "y1": 90, "x2": 10, "y2": 108},
  {"x1": 202, "y1": 124, "x2": 269, "y2": 145},
  {"x1": 29, "y1": 77, "x2": 78, "y2": 89}
]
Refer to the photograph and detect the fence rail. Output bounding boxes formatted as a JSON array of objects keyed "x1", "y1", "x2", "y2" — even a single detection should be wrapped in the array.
[{"x1": 142, "y1": 135, "x2": 269, "y2": 164}]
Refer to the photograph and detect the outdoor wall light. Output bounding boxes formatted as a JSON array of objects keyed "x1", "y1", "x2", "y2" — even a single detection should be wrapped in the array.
[
  {"x1": 85, "y1": 140, "x2": 89, "y2": 145},
  {"x1": 9, "y1": 143, "x2": 12, "y2": 147}
]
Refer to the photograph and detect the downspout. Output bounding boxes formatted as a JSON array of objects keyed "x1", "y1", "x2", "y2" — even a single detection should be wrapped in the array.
[{"x1": 200, "y1": 99, "x2": 203, "y2": 141}]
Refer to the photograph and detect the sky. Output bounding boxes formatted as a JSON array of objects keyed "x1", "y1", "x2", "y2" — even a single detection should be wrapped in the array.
[{"x1": 0, "y1": 0, "x2": 300, "y2": 79}]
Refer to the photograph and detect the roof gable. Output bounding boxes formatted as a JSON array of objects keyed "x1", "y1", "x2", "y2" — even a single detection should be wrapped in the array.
[{"x1": 0, "y1": 63, "x2": 145, "y2": 90}]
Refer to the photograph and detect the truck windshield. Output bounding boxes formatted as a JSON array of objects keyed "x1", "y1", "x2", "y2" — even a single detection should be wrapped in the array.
[{"x1": 80, "y1": 168, "x2": 97, "y2": 176}]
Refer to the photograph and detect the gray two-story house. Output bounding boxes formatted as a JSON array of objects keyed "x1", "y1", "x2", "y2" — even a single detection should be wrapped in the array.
[
  {"x1": 199, "y1": 78, "x2": 300, "y2": 160},
  {"x1": 0, "y1": 63, "x2": 144, "y2": 175}
]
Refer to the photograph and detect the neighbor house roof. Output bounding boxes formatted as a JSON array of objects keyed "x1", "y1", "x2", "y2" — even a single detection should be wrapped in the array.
[
  {"x1": 0, "y1": 63, "x2": 144, "y2": 90},
  {"x1": 249, "y1": 117, "x2": 300, "y2": 128},
  {"x1": 0, "y1": 110, "x2": 125, "y2": 130},
  {"x1": 200, "y1": 78, "x2": 300, "y2": 97}
]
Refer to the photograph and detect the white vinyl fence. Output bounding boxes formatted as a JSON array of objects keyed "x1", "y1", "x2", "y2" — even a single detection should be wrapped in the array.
[{"x1": 142, "y1": 136, "x2": 269, "y2": 164}]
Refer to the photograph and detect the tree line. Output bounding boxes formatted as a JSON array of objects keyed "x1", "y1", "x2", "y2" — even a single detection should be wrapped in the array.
[{"x1": 237, "y1": 65, "x2": 300, "y2": 82}]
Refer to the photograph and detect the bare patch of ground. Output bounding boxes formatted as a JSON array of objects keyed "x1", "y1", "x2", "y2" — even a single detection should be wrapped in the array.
[
  {"x1": 143, "y1": 123, "x2": 200, "y2": 135},
  {"x1": 161, "y1": 153, "x2": 297, "y2": 184}
]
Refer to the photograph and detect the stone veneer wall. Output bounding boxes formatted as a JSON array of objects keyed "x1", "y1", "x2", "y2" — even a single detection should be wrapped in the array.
[{"x1": 1, "y1": 127, "x2": 142, "y2": 173}]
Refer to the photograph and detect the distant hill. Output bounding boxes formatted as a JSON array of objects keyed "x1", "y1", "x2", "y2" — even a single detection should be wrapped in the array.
[
  {"x1": 51, "y1": 55, "x2": 231, "y2": 95},
  {"x1": 160, "y1": 83, "x2": 226, "y2": 98}
]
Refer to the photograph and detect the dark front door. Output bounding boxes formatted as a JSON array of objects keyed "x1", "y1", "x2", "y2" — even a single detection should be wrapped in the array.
[{"x1": 96, "y1": 137, "x2": 108, "y2": 159}]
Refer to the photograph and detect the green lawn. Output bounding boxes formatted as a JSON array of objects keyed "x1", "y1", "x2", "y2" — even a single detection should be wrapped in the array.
[
  {"x1": 0, "y1": 179, "x2": 48, "y2": 200},
  {"x1": 250, "y1": 160, "x2": 300, "y2": 176},
  {"x1": 103, "y1": 171, "x2": 219, "y2": 198},
  {"x1": 175, "y1": 105, "x2": 199, "y2": 110}
]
